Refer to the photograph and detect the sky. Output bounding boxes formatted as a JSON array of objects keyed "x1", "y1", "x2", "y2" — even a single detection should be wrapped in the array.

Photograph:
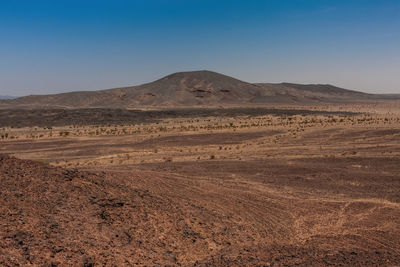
[{"x1": 0, "y1": 0, "x2": 399, "y2": 96}]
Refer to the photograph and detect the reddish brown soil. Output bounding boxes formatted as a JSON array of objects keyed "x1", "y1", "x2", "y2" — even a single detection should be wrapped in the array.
[
  {"x1": 1, "y1": 106, "x2": 399, "y2": 266},
  {"x1": 1, "y1": 154, "x2": 399, "y2": 266}
]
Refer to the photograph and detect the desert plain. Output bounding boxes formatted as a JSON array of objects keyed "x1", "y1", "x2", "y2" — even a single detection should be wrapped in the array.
[{"x1": 1, "y1": 102, "x2": 400, "y2": 266}]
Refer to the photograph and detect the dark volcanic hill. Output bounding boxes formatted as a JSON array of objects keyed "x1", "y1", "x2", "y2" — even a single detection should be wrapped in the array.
[{"x1": 0, "y1": 70, "x2": 397, "y2": 108}]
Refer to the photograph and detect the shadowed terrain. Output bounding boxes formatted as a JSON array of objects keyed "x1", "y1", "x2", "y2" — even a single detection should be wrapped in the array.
[{"x1": 0, "y1": 107, "x2": 358, "y2": 128}]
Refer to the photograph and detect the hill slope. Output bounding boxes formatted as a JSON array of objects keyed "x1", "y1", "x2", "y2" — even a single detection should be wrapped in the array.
[{"x1": 1, "y1": 70, "x2": 397, "y2": 108}]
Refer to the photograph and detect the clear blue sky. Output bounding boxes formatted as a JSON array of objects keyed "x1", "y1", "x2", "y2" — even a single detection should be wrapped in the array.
[{"x1": 1, "y1": 0, "x2": 399, "y2": 96}]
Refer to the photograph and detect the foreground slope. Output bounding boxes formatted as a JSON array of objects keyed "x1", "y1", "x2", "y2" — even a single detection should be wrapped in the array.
[
  {"x1": 1, "y1": 155, "x2": 205, "y2": 266},
  {"x1": 1, "y1": 70, "x2": 395, "y2": 108},
  {"x1": 1, "y1": 150, "x2": 400, "y2": 266}
]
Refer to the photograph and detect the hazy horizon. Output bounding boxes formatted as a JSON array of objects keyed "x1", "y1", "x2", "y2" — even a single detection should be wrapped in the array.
[{"x1": 1, "y1": 0, "x2": 399, "y2": 96}]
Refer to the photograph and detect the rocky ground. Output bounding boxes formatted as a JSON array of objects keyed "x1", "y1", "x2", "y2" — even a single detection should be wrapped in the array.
[
  {"x1": 1, "y1": 154, "x2": 399, "y2": 266},
  {"x1": 1, "y1": 106, "x2": 399, "y2": 266}
]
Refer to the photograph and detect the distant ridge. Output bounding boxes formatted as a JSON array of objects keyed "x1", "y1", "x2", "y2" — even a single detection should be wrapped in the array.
[
  {"x1": 1, "y1": 70, "x2": 399, "y2": 108},
  {"x1": 0, "y1": 95, "x2": 16, "y2": 100}
]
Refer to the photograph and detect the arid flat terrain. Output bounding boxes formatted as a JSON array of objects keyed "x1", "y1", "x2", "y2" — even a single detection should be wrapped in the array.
[{"x1": 1, "y1": 104, "x2": 400, "y2": 266}]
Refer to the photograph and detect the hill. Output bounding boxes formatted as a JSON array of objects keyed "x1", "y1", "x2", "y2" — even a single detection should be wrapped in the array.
[{"x1": 1, "y1": 71, "x2": 398, "y2": 108}]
